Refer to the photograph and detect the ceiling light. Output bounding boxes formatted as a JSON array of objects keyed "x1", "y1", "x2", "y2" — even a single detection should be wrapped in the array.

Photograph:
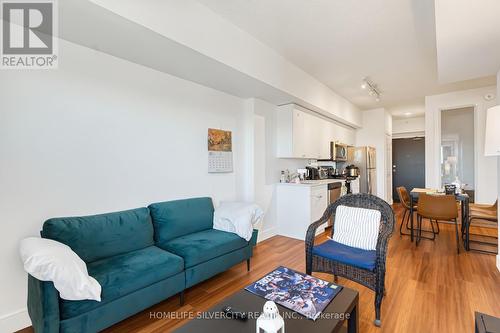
[
  {"x1": 404, "y1": 112, "x2": 412, "y2": 116},
  {"x1": 361, "y1": 77, "x2": 381, "y2": 102}
]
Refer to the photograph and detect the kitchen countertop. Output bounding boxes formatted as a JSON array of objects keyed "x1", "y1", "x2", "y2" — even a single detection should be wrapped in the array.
[{"x1": 277, "y1": 179, "x2": 345, "y2": 187}]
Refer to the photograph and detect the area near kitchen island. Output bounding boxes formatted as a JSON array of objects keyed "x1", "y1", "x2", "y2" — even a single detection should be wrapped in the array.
[{"x1": 276, "y1": 179, "x2": 360, "y2": 240}]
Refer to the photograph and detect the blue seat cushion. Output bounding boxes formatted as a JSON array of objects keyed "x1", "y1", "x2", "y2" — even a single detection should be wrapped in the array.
[
  {"x1": 158, "y1": 229, "x2": 248, "y2": 268},
  {"x1": 312, "y1": 240, "x2": 377, "y2": 271},
  {"x1": 60, "y1": 246, "x2": 184, "y2": 319}
]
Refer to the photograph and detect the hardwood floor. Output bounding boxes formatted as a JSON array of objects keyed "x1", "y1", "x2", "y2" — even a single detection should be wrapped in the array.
[{"x1": 18, "y1": 204, "x2": 499, "y2": 332}]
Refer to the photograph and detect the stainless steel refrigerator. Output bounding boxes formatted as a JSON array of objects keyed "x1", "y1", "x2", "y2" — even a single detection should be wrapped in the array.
[{"x1": 348, "y1": 146, "x2": 377, "y2": 195}]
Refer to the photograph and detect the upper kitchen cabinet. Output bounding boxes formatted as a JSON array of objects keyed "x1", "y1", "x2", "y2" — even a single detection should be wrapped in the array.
[{"x1": 276, "y1": 104, "x2": 333, "y2": 159}]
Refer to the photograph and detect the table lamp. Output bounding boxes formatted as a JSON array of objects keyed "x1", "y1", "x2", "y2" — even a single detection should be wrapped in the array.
[
  {"x1": 256, "y1": 301, "x2": 284, "y2": 333},
  {"x1": 484, "y1": 105, "x2": 500, "y2": 156}
]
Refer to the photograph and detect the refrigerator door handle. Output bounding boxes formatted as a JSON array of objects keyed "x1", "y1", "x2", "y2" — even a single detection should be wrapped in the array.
[
  {"x1": 368, "y1": 149, "x2": 373, "y2": 169},
  {"x1": 367, "y1": 168, "x2": 371, "y2": 194}
]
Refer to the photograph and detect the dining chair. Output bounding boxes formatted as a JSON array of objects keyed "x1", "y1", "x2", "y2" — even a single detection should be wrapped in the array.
[
  {"x1": 470, "y1": 199, "x2": 497, "y2": 213},
  {"x1": 417, "y1": 193, "x2": 460, "y2": 253},
  {"x1": 305, "y1": 193, "x2": 394, "y2": 327},
  {"x1": 396, "y1": 186, "x2": 439, "y2": 238},
  {"x1": 466, "y1": 200, "x2": 498, "y2": 254}
]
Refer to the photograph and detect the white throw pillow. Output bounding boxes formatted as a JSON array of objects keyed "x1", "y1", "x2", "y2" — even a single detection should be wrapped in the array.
[
  {"x1": 213, "y1": 202, "x2": 264, "y2": 241},
  {"x1": 20, "y1": 237, "x2": 101, "y2": 301},
  {"x1": 331, "y1": 205, "x2": 381, "y2": 251}
]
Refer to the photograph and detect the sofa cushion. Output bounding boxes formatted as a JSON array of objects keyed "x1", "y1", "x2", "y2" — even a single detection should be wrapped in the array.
[
  {"x1": 60, "y1": 246, "x2": 184, "y2": 319},
  {"x1": 312, "y1": 240, "x2": 377, "y2": 271},
  {"x1": 149, "y1": 197, "x2": 214, "y2": 243},
  {"x1": 159, "y1": 229, "x2": 248, "y2": 268},
  {"x1": 42, "y1": 207, "x2": 154, "y2": 263}
]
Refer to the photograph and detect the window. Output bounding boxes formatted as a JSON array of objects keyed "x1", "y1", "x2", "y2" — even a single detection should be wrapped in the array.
[{"x1": 440, "y1": 107, "x2": 475, "y2": 193}]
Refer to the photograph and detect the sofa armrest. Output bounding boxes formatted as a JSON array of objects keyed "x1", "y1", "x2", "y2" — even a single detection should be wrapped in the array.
[
  {"x1": 28, "y1": 275, "x2": 60, "y2": 333},
  {"x1": 249, "y1": 229, "x2": 258, "y2": 247}
]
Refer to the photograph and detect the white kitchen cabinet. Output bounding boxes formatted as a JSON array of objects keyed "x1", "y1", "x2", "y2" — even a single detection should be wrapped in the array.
[
  {"x1": 310, "y1": 186, "x2": 327, "y2": 221},
  {"x1": 318, "y1": 121, "x2": 332, "y2": 159},
  {"x1": 277, "y1": 104, "x2": 332, "y2": 159},
  {"x1": 276, "y1": 183, "x2": 328, "y2": 240}
]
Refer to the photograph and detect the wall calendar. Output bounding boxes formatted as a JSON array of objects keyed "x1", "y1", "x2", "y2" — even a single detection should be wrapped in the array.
[{"x1": 207, "y1": 128, "x2": 233, "y2": 173}]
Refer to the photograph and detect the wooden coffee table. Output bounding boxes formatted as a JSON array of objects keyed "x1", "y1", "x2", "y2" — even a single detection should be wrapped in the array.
[{"x1": 175, "y1": 285, "x2": 359, "y2": 333}]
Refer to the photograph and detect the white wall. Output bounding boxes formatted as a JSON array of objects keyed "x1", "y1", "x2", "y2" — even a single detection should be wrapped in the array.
[
  {"x1": 355, "y1": 108, "x2": 392, "y2": 202},
  {"x1": 0, "y1": 40, "x2": 253, "y2": 332},
  {"x1": 425, "y1": 86, "x2": 498, "y2": 203},
  {"x1": 392, "y1": 117, "x2": 425, "y2": 137},
  {"x1": 497, "y1": 70, "x2": 500, "y2": 271}
]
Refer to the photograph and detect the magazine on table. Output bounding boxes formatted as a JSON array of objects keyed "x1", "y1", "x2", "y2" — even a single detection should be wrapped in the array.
[{"x1": 245, "y1": 266, "x2": 342, "y2": 320}]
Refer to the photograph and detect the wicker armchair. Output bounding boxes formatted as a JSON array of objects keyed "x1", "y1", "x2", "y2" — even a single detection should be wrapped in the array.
[{"x1": 305, "y1": 193, "x2": 394, "y2": 326}]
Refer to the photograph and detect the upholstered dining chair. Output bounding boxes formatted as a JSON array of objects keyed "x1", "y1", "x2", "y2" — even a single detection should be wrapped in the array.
[
  {"x1": 417, "y1": 193, "x2": 460, "y2": 253},
  {"x1": 470, "y1": 199, "x2": 498, "y2": 213},
  {"x1": 466, "y1": 200, "x2": 498, "y2": 254},
  {"x1": 396, "y1": 186, "x2": 415, "y2": 236},
  {"x1": 305, "y1": 193, "x2": 394, "y2": 327},
  {"x1": 396, "y1": 186, "x2": 440, "y2": 239}
]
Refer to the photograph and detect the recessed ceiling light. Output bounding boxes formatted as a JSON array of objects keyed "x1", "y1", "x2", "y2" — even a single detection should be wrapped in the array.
[{"x1": 484, "y1": 93, "x2": 495, "y2": 101}]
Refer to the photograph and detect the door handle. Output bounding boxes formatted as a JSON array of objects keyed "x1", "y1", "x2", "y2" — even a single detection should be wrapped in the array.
[{"x1": 367, "y1": 171, "x2": 371, "y2": 193}]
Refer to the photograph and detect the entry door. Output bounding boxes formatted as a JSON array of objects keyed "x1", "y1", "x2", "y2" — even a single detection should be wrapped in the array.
[{"x1": 392, "y1": 137, "x2": 425, "y2": 202}]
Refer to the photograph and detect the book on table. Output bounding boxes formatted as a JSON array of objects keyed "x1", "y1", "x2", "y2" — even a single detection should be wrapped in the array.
[{"x1": 245, "y1": 266, "x2": 342, "y2": 320}]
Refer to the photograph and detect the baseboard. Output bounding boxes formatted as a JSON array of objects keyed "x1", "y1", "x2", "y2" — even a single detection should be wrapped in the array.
[
  {"x1": 257, "y1": 227, "x2": 277, "y2": 242},
  {"x1": 0, "y1": 308, "x2": 31, "y2": 332}
]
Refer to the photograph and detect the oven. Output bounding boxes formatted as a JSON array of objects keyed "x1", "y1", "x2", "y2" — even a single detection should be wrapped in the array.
[{"x1": 327, "y1": 182, "x2": 342, "y2": 226}]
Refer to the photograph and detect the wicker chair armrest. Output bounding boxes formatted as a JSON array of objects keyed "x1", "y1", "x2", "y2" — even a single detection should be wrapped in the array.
[
  {"x1": 375, "y1": 212, "x2": 395, "y2": 269},
  {"x1": 305, "y1": 213, "x2": 331, "y2": 249},
  {"x1": 305, "y1": 208, "x2": 333, "y2": 274}
]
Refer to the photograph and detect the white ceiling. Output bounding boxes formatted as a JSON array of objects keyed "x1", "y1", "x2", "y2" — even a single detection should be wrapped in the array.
[
  {"x1": 435, "y1": 0, "x2": 500, "y2": 83},
  {"x1": 197, "y1": 0, "x2": 496, "y2": 112}
]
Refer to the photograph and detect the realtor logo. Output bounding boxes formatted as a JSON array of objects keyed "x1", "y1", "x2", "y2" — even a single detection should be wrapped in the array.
[{"x1": 1, "y1": 0, "x2": 57, "y2": 69}]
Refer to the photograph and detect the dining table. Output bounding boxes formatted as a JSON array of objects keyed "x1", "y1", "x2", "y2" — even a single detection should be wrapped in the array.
[{"x1": 408, "y1": 188, "x2": 470, "y2": 244}]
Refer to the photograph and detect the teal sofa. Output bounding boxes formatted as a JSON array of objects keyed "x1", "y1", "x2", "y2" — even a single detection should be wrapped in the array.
[{"x1": 28, "y1": 197, "x2": 258, "y2": 333}]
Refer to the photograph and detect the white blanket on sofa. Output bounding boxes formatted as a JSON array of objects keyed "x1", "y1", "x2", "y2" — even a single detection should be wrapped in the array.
[{"x1": 213, "y1": 202, "x2": 264, "y2": 241}]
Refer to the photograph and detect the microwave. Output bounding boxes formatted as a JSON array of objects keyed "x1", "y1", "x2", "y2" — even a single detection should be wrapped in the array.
[{"x1": 331, "y1": 142, "x2": 348, "y2": 161}]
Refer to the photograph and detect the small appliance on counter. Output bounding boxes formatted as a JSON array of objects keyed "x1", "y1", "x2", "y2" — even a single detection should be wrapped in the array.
[
  {"x1": 297, "y1": 168, "x2": 309, "y2": 181},
  {"x1": 343, "y1": 165, "x2": 360, "y2": 177},
  {"x1": 305, "y1": 166, "x2": 320, "y2": 180},
  {"x1": 319, "y1": 165, "x2": 338, "y2": 179},
  {"x1": 318, "y1": 167, "x2": 329, "y2": 180}
]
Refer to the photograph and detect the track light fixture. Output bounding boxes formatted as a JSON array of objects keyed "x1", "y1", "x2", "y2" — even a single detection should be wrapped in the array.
[{"x1": 361, "y1": 77, "x2": 381, "y2": 102}]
